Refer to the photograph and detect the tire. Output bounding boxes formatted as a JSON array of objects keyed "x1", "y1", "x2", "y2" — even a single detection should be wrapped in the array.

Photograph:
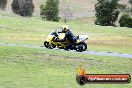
[
  {"x1": 81, "y1": 42, "x2": 87, "y2": 51},
  {"x1": 75, "y1": 42, "x2": 87, "y2": 52},
  {"x1": 44, "y1": 41, "x2": 49, "y2": 48}
]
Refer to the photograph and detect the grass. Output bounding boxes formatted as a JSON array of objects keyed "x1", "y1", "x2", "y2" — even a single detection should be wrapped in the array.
[
  {"x1": 0, "y1": 14, "x2": 132, "y2": 54},
  {"x1": 0, "y1": 1, "x2": 132, "y2": 88},
  {"x1": 0, "y1": 12, "x2": 132, "y2": 88},
  {"x1": 0, "y1": 46, "x2": 132, "y2": 88}
]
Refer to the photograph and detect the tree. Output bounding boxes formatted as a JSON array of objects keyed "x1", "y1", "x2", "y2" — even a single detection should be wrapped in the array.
[
  {"x1": 60, "y1": 0, "x2": 73, "y2": 23},
  {"x1": 12, "y1": 0, "x2": 34, "y2": 17},
  {"x1": 95, "y1": 0, "x2": 120, "y2": 26},
  {"x1": 40, "y1": 0, "x2": 60, "y2": 22},
  {"x1": 0, "y1": 0, "x2": 7, "y2": 10},
  {"x1": 129, "y1": 0, "x2": 132, "y2": 12},
  {"x1": 117, "y1": 4, "x2": 127, "y2": 13},
  {"x1": 119, "y1": 14, "x2": 132, "y2": 28}
]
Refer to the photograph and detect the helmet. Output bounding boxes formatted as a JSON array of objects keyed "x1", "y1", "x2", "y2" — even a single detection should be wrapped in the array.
[{"x1": 62, "y1": 25, "x2": 69, "y2": 32}]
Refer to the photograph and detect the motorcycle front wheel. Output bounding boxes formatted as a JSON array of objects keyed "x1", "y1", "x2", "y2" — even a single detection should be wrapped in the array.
[
  {"x1": 44, "y1": 41, "x2": 49, "y2": 48},
  {"x1": 44, "y1": 41, "x2": 56, "y2": 49}
]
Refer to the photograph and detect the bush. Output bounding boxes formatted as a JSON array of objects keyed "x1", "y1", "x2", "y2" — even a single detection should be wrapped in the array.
[
  {"x1": 12, "y1": 0, "x2": 34, "y2": 17},
  {"x1": 119, "y1": 14, "x2": 132, "y2": 28},
  {"x1": 40, "y1": 0, "x2": 60, "y2": 22},
  {"x1": 0, "y1": 0, "x2": 7, "y2": 10}
]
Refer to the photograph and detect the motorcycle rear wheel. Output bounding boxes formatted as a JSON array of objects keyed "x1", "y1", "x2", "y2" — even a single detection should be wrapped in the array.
[{"x1": 76, "y1": 42, "x2": 87, "y2": 52}]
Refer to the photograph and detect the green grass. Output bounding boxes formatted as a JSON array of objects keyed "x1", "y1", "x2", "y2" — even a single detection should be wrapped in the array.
[
  {"x1": 0, "y1": 1, "x2": 132, "y2": 88},
  {"x1": 0, "y1": 13, "x2": 132, "y2": 87},
  {"x1": 0, "y1": 15, "x2": 132, "y2": 54},
  {"x1": 0, "y1": 46, "x2": 131, "y2": 88}
]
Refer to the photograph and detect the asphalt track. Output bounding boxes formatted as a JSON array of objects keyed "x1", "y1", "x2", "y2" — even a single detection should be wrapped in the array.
[{"x1": 0, "y1": 43, "x2": 132, "y2": 58}]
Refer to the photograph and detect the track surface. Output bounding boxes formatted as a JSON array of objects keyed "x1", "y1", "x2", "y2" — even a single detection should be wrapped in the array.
[{"x1": 0, "y1": 43, "x2": 132, "y2": 58}]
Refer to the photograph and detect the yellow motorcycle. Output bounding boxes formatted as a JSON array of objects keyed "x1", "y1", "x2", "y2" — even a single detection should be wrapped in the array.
[{"x1": 44, "y1": 30, "x2": 88, "y2": 52}]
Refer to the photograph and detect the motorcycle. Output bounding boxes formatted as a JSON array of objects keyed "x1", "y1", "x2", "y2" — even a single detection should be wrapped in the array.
[{"x1": 44, "y1": 30, "x2": 88, "y2": 52}]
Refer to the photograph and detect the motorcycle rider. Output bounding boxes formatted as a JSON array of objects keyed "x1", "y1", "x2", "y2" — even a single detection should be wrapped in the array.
[{"x1": 53, "y1": 25, "x2": 77, "y2": 50}]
